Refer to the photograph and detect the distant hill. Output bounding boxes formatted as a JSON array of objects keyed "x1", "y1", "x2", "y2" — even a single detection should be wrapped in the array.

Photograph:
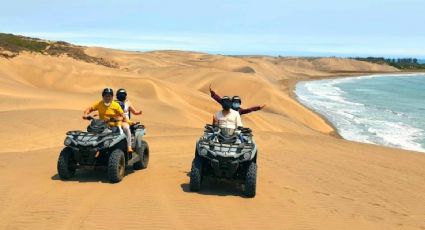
[
  {"x1": 350, "y1": 57, "x2": 425, "y2": 70},
  {"x1": 0, "y1": 33, "x2": 118, "y2": 68}
]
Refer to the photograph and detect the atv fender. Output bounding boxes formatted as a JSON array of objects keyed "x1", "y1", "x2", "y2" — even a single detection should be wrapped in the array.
[
  {"x1": 109, "y1": 132, "x2": 127, "y2": 147},
  {"x1": 135, "y1": 128, "x2": 146, "y2": 149}
]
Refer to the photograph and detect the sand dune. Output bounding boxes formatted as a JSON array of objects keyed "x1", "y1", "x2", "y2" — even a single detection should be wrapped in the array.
[{"x1": 0, "y1": 47, "x2": 424, "y2": 230}]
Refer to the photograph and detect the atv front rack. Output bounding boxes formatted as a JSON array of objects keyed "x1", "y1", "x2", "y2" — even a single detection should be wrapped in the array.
[
  {"x1": 204, "y1": 124, "x2": 253, "y2": 135},
  {"x1": 198, "y1": 139, "x2": 255, "y2": 159}
]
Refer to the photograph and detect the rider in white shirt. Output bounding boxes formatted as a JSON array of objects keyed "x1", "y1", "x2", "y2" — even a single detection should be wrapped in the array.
[
  {"x1": 213, "y1": 96, "x2": 243, "y2": 129},
  {"x1": 116, "y1": 89, "x2": 142, "y2": 153}
]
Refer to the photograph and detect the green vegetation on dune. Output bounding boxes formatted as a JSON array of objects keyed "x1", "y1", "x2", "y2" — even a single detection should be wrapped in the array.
[
  {"x1": 351, "y1": 57, "x2": 425, "y2": 70},
  {"x1": 0, "y1": 33, "x2": 49, "y2": 53},
  {"x1": 0, "y1": 33, "x2": 118, "y2": 68}
]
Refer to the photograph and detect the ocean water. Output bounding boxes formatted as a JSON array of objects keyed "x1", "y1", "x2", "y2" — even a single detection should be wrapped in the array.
[{"x1": 295, "y1": 73, "x2": 425, "y2": 152}]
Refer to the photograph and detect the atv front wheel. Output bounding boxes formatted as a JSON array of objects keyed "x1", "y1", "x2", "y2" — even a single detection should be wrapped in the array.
[
  {"x1": 244, "y1": 162, "x2": 257, "y2": 197},
  {"x1": 189, "y1": 156, "x2": 203, "y2": 191},
  {"x1": 133, "y1": 140, "x2": 149, "y2": 170},
  {"x1": 57, "y1": 147, "x2": 76, "y2": 179},
  {"x1": 108, "y1": 149, "x2": 126, "y2": 183}
]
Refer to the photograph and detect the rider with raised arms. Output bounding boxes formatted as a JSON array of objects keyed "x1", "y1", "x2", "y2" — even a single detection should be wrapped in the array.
[{"x1": 213, "y1": 96, "x2": 243, "y2": 132}]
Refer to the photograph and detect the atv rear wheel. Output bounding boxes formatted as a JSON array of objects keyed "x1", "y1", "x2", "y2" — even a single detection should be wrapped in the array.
[
  {"x1": 244, "y1": 162, "x2": 257, "y2": 197},
  {"x1": 189, "y1": 156, "x2": 203, "y2": 191},
  {"x1": 108, "y1": 149, "x2": 126, "y2": 183},
  {"x1": 57, "y1": 147, "x2": 76, "y2": 179},
  {"x1": 133, "y1": 140, "x2": 149, "y2": 170}
]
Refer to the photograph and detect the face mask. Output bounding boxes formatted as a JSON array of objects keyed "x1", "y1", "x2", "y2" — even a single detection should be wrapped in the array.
[
  {"x1": 104, "y1": 102, "x2": 111, "y2": 106},
  {"x1": 232, "y1": 102, "x2": 241, "y2": 110},
  {"x1": 222, "y1": 100, "x2": 232, "y2": 110}
]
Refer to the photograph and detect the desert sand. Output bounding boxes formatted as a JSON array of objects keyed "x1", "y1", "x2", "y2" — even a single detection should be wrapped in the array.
[{"x1": 0, "y1": 47, "x2": 425, "y2": 230}]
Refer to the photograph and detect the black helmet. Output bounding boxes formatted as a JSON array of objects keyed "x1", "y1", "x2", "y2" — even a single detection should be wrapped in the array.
[
  {"x1": 222, "y1": 96, "x2": 231, "y2": 102},
  {"x1": 221, "y1": 96, "x2": 232, "y2": 110},
  {"x1": 116, "y1": 88, "x2": 127, "y2": 101},
  {"x1": 232, "y1": 96, "x2": 241, "y2": 104},
  {"x1": 102, "y1": 88, "x2": 113, "y2": 96}
]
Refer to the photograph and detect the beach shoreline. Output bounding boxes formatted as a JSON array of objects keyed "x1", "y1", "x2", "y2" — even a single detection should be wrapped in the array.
[
  {"x1": 286, "y1": 71, "x2": 398, "y2": 138},
  {"x1": 289, "y1": 71, "x2": 425, "y2": 150}
]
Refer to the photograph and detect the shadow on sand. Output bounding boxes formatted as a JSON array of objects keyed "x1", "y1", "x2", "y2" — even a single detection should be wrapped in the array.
[
  {"x1": 51, "y1": 167, "x2": 136, "y2": 183},
  {"x1": 181, "y1": 171, "x2": 247, "y2": 198}
]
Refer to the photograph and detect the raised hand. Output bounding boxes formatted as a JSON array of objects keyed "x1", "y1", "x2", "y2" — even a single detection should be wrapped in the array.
[{"x1": 209, "y1": 83, "x2": 213, "y2": 93}]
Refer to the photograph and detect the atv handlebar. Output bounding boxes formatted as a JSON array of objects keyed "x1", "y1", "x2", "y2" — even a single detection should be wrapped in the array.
[
  {"x1": 83, "y1": 115, "x2": 121, "y2": 123},
  {"x1": 83, "y1": 116, "x2": 94, "y2": 120}
]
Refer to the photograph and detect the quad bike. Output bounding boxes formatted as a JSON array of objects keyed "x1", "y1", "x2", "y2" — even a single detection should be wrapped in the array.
[
  {"x1": 57, "y1": 116, "x2": 149, "y2": 183},
  {"x1": 190, "y1": 124, "x2": 258, "y2": 197}
]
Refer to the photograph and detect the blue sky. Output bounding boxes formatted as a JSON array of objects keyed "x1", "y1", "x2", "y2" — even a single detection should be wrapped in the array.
[{"x1": 1, "y1": 0, "x2": 424, "y2": 57}]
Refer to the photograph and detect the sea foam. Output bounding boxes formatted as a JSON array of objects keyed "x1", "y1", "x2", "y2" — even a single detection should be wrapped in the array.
[{"x1": 295, "y1": 74, "x2": 425, "y2": 153}]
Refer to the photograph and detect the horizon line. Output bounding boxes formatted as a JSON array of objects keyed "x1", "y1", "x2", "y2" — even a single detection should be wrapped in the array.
[{"x1": 3, "y1": 31, "x2": 425, "y2": 59}]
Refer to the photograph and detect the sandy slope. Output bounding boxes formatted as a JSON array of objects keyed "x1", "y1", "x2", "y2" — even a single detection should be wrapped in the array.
[{"x1": 1, "y1": 49, "x2": 425, "y2": 230}]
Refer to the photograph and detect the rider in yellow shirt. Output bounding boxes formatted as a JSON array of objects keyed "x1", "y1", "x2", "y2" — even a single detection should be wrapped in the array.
[{"x1": 82, "y1": 88, "x2": 124, "y2": 127}]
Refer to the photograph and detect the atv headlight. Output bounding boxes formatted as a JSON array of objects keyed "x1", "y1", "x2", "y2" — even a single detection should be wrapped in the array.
[
  {"x1": 64, "y1": 137, "x2": 72, "y2": 146},
  {"x1": 103, "y1": 140, "x2": 111, "y2": 148},
  {"x1": 243, "y1": 152, "x2": 251, "y2": 160},
  {"x1": 200, "y1": 148, "x2": 208, "y2": 156}
]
